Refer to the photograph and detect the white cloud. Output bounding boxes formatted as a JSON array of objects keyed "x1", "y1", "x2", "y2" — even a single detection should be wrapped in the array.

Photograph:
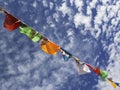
[
  {"x1": 70, "y1": 0, "x2": 74, "y2": 5},
  {"x1": 66, "y1": 29, "x2": 74, "y2": 36},
  {"x1": 114, "y1": 31, "x2": 120, "y2": 46},
  {"x1": 87, "y1": 6, "x2": 92, "y2": 15},
  {"x1": 58, "y1": 3, "x2": 71, "y2": 16},
  {"x1": 94, "y1": 5, "x2": 107, "y2": 25},
  {"x1": 53, "y1": 13, "x2": 59, "y2": 22},
  {"x1": 34, "y1": 19, "x2": 38, "y2": 24},
  {"x1": 74, "y1": 0, "x2": 83, "y2": 12},
  {"x1": 74, "y1": 13, "x2": 91, "y2": 28},
  {"x1": 32, "y1": 1, "x2": 37, "y2": 8},
  {"x1": 89, "y1": 0, "x2": 97, "y2": 8},
  {"x1": 58, "y1": 2, "x2": 73, "y2": 20},
  {"x1": 49, "y1": 2, "x2": 54, "y2": 10},
  {"x1": 42, "y1": 0, "x2": 48, "y2": 8},
  {"x1": 89, "y1": 28, "x2": 101, "y2": 39}
]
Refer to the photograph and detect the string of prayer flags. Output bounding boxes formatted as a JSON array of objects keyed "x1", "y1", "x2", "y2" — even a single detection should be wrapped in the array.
[
  {"x1": 19, "y1": 24, "x2": 43, "y2": 42},
  {"x1": 4, "y1": 11, "x2": 22, "y2": 31},
  {"x1": 73, "y1": 56, "x2": 91, "y2": 74},
  {"x1": 60, "y1": 48, "x2": 72, "y2": 61},
  {"x1": 0, "y1": 7, "x2": 120, "y2": 89},
  {"x1": 86, "y1": 64, "x2": 100, "y2": 75},
  {"x1": 40, "y1": 37, "x2": 60, "y2": 55},
  {"x1": 100, "y1": 70, "x2": 108, "y2": 80},
  {"x1": 106, "y1": 78, "x2": 117, "y2": 89}
]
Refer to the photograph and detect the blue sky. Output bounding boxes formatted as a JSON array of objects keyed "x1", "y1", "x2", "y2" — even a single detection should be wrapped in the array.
[{"x1": 0, "y1": 0, "x2": 120, "y2": 90}]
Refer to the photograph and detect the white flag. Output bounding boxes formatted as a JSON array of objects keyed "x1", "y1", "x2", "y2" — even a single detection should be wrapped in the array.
[
  {"x1": 77, "y1": 62, "x2": 91, "y2": 74},
  {"x1": 73, "y1": 56, "x2": 91, "y2": 74}
]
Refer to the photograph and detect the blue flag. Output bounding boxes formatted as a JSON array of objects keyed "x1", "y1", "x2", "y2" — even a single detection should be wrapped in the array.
[
  {"x1": 60, "y1": 48, "x2": 72, "y2": 61},
  {"x1": 115, "y1": 82, "x2": 120, "y2": 87}
]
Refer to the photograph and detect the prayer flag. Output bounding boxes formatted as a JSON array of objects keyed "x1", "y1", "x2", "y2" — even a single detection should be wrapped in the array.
[
  {"x1": 40, "y1": 37, "x2": 60, "y2": 55},
  {"x1": 19, "y1": 24, "x2": 36, "y2": 38},
  {"x1": 4, "y1": 11, "x2": 22, "y2": 31},
  {"x1": 73, "y1": 56, "x2": 90, "y2": 74},
  {"x1": 31, "y1": 32, "x2": 43, "y2": 42},
  {"x1": 19, "y1": 24, "x2": 42, "y2": 42},
  {"x1": 60, "y1": 48, "x2": 72, "y2": 61},
  {"x1": 86, "y1": 64, "x2": 100, "y2": 75},
  {"x1": 115, "y1": 82, "x2": 120, "y2": 87},
  {"x1": 106, "y1": 78, "x2": 117, "y2": 89},
  {"x1": 0, "y1": 7, "x2": 4, "y2": 13},
  {"x1": 100, "y1": 70, "x2": 108, "y2": 80}
]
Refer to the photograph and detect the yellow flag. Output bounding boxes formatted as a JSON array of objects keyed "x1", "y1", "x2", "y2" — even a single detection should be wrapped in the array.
[
  {"x1": 40, "y1": 38, "x2": 60, "y2": 55},
  {"x1": 106, "y1": 78, "x2": 117, "y2": 89}
]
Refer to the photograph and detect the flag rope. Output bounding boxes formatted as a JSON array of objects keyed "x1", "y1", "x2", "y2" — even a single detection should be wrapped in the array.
[{"x1": 0, "y1": 6, "x2": 119, "y2": 89}]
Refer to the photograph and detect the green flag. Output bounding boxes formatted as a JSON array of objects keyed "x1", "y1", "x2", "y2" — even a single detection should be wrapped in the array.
[
  {"x1": 31, "y1": 32, "x2": 43, "y2": 42},
  {"x1": 19, "y1": 24, "x2": 42, "y2": 42},
  {"x1": 19, "y1": 24, "x2": 35, "y2": 38},
  {"x1": 100, "y1": 70, "x2": 108, "y2": 80}
]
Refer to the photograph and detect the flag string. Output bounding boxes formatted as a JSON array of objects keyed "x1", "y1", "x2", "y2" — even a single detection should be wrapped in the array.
[{"x1": 0, "y1": 6, "x2": 119, "y2": 89}]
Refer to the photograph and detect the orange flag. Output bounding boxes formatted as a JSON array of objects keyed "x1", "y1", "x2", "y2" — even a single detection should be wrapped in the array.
[
  {"x1": 40, "y1": 37, "x2": 60, "y2": 55},
  {"x1": 4, "y1": 11, "x2": 22, "y2": 31}
]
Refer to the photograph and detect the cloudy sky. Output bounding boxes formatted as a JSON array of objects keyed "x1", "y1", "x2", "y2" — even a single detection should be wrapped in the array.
[{"x1": 0, "y1": 0, "x2": 120, "y2": 90}]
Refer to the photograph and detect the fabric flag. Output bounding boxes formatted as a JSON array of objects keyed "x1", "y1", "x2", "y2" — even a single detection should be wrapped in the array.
[
  {"x1": 19, "y1": 24, "x2": 42, "y2": 42},
  {"x1": 60, "y1": 48, "x2": 72, "y2": 61},
  {"x1": 40, "y1": 37, "x2": 60, "y2": 55},
  {"x1": 31, "y1": 32, "x2": 43, "y2": 42},
  {"x1": 86, "y1": 64, "x2": 100, "y2": 75},
  {"x1": 0, "y1": 7, "x2": 4, "y2": 13},
  {"x1": 19, "y1": 24, "x2": 36, "y2": 38},
  {"x1": 73, "y1": 56, "x2": 91, "y2": 74},
  {"x1": 115, "y1": 82, "x2": 120, "y2": 87},
  {"x1": 4, "y1": 11, "x2": 22, "y2": 31},
  {"x1": 106, "y1": 78, "x2": 117, "y2": 89},
  {"x1": 100, "y1": 70, "x2": 108, "y2": 80}
]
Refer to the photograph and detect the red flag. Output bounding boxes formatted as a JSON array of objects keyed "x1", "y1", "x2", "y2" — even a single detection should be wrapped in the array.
[
  {"x1": 4, "y1": 11, "x2": 22, "y2": 31},
  {"x1": 86, "y1": 64, "x2": 100, "y2": 75}
]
